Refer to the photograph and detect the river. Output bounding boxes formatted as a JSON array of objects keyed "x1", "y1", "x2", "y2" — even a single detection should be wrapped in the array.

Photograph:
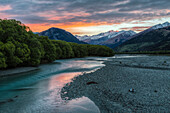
[{"x1": 0, "y1": 57, "x2": 109, "y2": 113}]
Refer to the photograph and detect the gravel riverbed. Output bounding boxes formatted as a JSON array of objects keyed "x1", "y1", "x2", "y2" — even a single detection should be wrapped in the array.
[{"x1": 61, "y1": 55, "x2": 170, "y2": 113}]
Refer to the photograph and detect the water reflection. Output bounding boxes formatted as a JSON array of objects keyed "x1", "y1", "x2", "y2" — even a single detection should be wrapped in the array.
[
  {"x1": 48, "y1": 72, "x2": 82, "y2": 90},
  {"x1": 57, "y1": 96, "x2": 100, "y2": 113},
  {"x1": 0, "y1": 57, "x2": 105, "y2": 113}
]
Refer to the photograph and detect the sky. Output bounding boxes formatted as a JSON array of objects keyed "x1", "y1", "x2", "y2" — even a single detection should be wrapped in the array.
[{"x1": 0, "y1": 0, "x2": 170, "y2": 36}]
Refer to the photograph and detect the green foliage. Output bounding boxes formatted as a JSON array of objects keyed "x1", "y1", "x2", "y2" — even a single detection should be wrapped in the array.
[
  {"x1": 51, "y1": 40, "x2": 62, "y2": 59},
  {"x1": 69, "y1": 43, "x2": 88, "y2": 58},
  {"x1": 14, "y1": 41, "x2": 31, "y2": 62},
  {"x1": 26, "y1": 38, "x2": 44, "y2": 66},
  {"x1": 0, "y1": 41, "x2": 22, "y2": 67},
  {"x1": 0, "y1": 41, "x2": 15, "y2": 57},
  {"x1": 0, "y1": 19, "x2": 44, "y2": 67},
  {"x1": 87, "y1": 45, "x2": 114, "y2": 57},
  {"x1": 54, "y1": 40, "x2": 74, "y2": 59},
  {"x1": 0, "y1": 52, "x2": 7, "y2": 68},
  {"x1": 0, "y1": 19, "x2": 114, "y2": 69},
  {"x1": 37, "y1": 36, "x2": 56, "y2": 62},
  {"x1": 29, "y1": 48, "x2": 41, "y2": 66}
]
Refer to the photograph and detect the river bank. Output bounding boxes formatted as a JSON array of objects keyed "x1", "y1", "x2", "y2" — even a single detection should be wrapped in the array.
[{"x1": 61, "y1": 55, "x2": 170, "y2": 112}]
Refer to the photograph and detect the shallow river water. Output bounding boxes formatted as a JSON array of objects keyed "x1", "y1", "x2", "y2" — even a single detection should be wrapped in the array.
[{"x1": 0, "y1": 57, "x2": 109, "y2": 113}]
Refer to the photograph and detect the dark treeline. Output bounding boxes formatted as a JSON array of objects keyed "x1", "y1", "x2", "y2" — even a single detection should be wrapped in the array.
[
  {"x1": 0, "y1": 19, "x2": 114, "y2": 69},
  {"x1": 116, "y1": 51, "x2": 170, "y2": 55}
]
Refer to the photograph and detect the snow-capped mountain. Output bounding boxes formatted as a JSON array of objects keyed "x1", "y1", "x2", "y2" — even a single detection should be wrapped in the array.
[
  {"x1": 76, "y1": 22, "x2": 170, "y2": 44},
  {"x1": 149, "y1": 22, "x2": 170, "y2": 30},
  {"x1": 100, "y1": 30, "x2": 137, "y2": 48},
  {"x1": 76, "y1": 30, "x2": 131, "y2": 41},
  {"x1": 115, "y1": 25, "x2": 170, "y2": 52},
  {"x1": 76, "y1": 30, "x2": 136, "y2": 45},
  {"x1": 128, "y1": 22, "x2": 170, "y2": 41},
  {"x1": 102, "y1": 31, "x2": 137, "y2": 45},
  {"x1": 77, "y1": 30, "x2": 135, "y2": 40}
]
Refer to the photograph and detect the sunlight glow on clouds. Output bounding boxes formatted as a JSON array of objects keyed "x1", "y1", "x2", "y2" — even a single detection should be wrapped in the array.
[
  {"x1": 0, "y1": 5, "x2": 11, "y2": 11},
  {"x1": 0, "y1": 0, "x2": 170, "y2": 35}
]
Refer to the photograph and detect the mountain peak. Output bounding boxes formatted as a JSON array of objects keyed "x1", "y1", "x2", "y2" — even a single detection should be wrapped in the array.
[
  {"x1": 108, "y1": 30, "x2": 116, "y2": 33},
  {"x1": 39, "y1": 27, "x2": 86, "y2": 44},
  {"x1": 116, "y1": 26, "x2": 170, "y2": 52},
  {"x1": 48, "y1": 27, "x2": 63, "y2": 31},
  {"x1": 150, "y1": 22, "x2": 170, "y2": 30},
  {"x1": 76, "y1": 30, "x2": 136, "y2": 41},
  {"x1": 163, "y1": 21, "x2": 169, "y2": 24},
  {"x1": 162, "y1": 21, "x2": 170, "y2": 26}
]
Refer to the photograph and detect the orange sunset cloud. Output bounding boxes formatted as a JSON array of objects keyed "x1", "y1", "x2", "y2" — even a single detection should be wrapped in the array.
[{"x1": 0, "y1": 0, "x2": 169, "y2": 35}]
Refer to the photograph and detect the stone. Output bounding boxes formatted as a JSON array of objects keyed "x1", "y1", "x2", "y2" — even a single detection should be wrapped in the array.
[{"x1": 86, "y1": 81, "x2": 98, "y2": 85}]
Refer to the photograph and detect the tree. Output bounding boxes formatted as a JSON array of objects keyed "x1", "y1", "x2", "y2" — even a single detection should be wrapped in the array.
[
  {"x1": 27, "y1": 38, "x2": 43, "y2": 66},
  {"x1": 69, "y1": 43, "x2": 88, "y2": 58},
  {"x1": 52, "y1": 40, "x2": 62, "y2": 59},
  {"x1": 0, "y1": 52, "x2": 7, "y2": 68},
  {"x1": 38, "y1": 36, "x2": 56, "y2": 62},
  {"x1": 55, "y1": 40, "x2": 74, "y2": 59},
  {"x1": 0, "y1": 41, "x2": 22, "y2": 67},
  {"x1": 87, "y1": 45, "x2": 114, "y2": 57},
  {"x1": 14, "y1": 41, "x2": 31, "y2": 63}
]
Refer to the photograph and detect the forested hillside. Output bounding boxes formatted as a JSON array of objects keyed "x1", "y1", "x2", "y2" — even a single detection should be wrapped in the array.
[{"x1": 0, "y1": 19, "x2": 114, "y2": 69}]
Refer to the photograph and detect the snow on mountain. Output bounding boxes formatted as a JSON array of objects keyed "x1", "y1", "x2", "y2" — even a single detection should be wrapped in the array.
[
  {"x1": 150, "y1": 22, "x2": 170, "y2": 30},
  {"x1": 76, "y1": 22, "x2": 170, "y2": 42},
  {"x1": 76, "y1": 30, "x2": 136, "y2": 46},
  {"x1": 76, "y1": 30, "x2": 136, "y2": 42},
  {"x1": 100, "y1": 30, "x2": 137, "y2": 48},
  {"x1": 129, "y1": 22, "x2": 170, "y2": 40}
]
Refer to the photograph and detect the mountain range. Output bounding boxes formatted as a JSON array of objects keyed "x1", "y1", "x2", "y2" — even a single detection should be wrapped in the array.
[
  {"x1": 115, "y1": 25, "x2": 170, "y2": 52},
  {"x1": 76, "y1": 30, "x2": 136, "y2": 48},
  {"x1": 38, "y1": 27, "x2": 86, "y2": 44},
  {"x1": 37, "y1": 22, "x2": 170, "y2": 52},
  {"x1": 76, "y1": 22, "x2": 170, "y2": 49}
]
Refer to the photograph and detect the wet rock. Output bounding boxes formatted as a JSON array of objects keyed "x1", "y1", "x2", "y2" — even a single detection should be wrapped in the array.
[
  {"x1": 7, "y1": 99, "x2": 14, "y2": 102},
  {"x1": 0, "y1": 101, "x2": 6, "y2": 105},
  {"x1": 86, "y1": 81, "x2": 98, "y2": 85},
  {"x1": 0, "y1": 98, "x2": 15, "y2": 105},
  {"x1": 154, "y1": 90, "x2": 158, "y2": 93},
  {"x1": 129, "y1": 88, "x2": 135, "y2": 93},
  {"x1": 14, "y1": 96, "x2": 18, "y2": 98}
]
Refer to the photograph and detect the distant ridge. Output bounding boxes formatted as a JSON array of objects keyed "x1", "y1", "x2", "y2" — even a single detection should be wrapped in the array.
[
  {"x1": 127, "y1": 22, "x2": 170, "y2": 41},
  {"x1": 115, "y1": 25, "x2": 170, "y2": 52},
  {"x1": 39, "y1": 27, "x2": 86, "y2": 44},
  {"x1": 76, "y1": 30, "x2": 136, "y2": 48}
]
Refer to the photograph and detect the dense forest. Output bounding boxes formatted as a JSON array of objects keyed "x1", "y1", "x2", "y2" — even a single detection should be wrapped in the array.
[{"x1": 0, "y1": 19, "x2": 114, "y2": 69}]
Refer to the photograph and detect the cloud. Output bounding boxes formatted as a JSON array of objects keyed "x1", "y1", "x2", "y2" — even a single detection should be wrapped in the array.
[
  {"x1": 120, "y1": 26, "x2": 152, "y2": 32},
  {"x1": 13, "y1": 15, "x2": 61, "y2": 24},
  {"x1": 116, "y1": 0, "x2": 170, "y2": 11},
  {"x1": 0, "y1": 0, "x2": 169, "y2": 33},
  {"x1": 0, "y1": 5, "x2": 11, "y2": 11}
]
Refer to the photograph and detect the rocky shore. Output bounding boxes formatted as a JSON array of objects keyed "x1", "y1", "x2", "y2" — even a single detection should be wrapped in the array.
[{"x1": 61, "y1": 55, "x2": 170, "y2": 112}]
